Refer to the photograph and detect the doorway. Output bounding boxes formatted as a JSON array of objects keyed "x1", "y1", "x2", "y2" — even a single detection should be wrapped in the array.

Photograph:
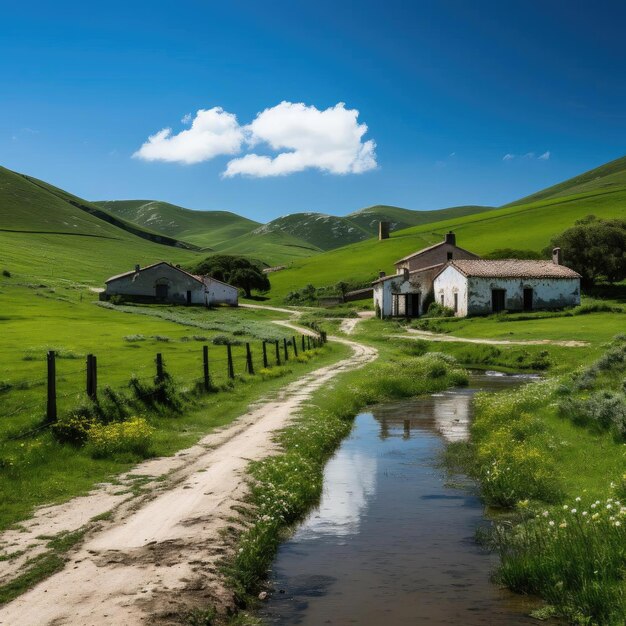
[
  {"x1": 408, "y1": 293, "x2": 421, "y2": 317},
  {"x1": 155, "y1": 284, "x2": 169, "y2": 300},
  {"x1": 491, "y1": 289, "x2": 506, "y2": 313},
  {"x1": 523, "y1": 288, "x2": 533, "y2": 311},
  {"x1": 186, "y1": 290, "x2": 192, "y2": 306}
]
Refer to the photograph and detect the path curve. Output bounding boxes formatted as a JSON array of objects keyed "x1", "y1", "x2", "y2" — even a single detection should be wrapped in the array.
[
  {"x1": 394, "y1": 328, "x2": 588, "y2": 347},
  {"x1": 0, "y1": 331, "x2": 377, "y2": 625}
]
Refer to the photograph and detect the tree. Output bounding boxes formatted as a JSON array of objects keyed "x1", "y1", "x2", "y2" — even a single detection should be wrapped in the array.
[
  {"x1": 188, "y1": 255, "x2": 270, "y2": 298},
  {"x1": 547, "y1": 215, "x2": 626, "y2": 286}
]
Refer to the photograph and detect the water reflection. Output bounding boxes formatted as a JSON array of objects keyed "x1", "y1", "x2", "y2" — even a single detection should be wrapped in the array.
[{"x1": 260, "y1": 373, "x2": 543, "y2": 626}]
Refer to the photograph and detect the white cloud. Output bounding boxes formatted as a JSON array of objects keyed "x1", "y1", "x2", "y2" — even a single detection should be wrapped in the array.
[
  {"x1": 181, "y1": 113, "x2": 192, "y2": 125},
  {"x1": 523, "y1": 151, "x2": 536, "y2": 159},
  {"x1": 503, "y1": 153, "x2": 515, "y2": 161},
  {"x1": 133, "y1": 108, "x2": 244, "y2": 164},
  {"x1": 223, "y1": 101, "x2": 376, "y2": 178},
  {"x1": 538, "y1": 150, "x2": 551, "y2": 160}
]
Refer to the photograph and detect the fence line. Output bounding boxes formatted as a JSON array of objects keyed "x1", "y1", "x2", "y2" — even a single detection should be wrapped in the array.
[{"x1": 1, "y1": 333, "x2": 326, "y2": 425}]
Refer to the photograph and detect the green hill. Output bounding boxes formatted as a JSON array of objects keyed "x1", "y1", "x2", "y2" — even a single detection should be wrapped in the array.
[
  {"x1": 253, "y1": 213, "x2": 371, "y2": 251},
  {"x1": 346, "y1": 204, "x2": 494, "y2": 233},
  {"x1": 0, "y1": 167, "x2": 200, "y2": 284},
  {"x1": 265, "y1": 156, "x2": 626, "y2": 302},
  {"x1": 95, "y1": 199, "x2": 259, "y2": 249}
]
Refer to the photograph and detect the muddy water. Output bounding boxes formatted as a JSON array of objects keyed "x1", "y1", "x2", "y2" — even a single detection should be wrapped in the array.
[{"x1": 259, "y1": 372, "x2": 540, "y2": 626}]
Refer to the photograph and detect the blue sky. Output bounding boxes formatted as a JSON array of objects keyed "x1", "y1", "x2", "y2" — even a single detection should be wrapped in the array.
[{"x1": 2, "y1": 0, "x2": 625, "y2": 222}]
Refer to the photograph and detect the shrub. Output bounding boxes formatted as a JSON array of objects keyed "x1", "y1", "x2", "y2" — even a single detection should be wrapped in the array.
[
  {"x1": 559, "y1": 390, "x2": 626, "y2": 437},
  {"x1": 425, "y1": 302, "x2": 455, "y2": 318},
  {"x1": 2, "y1": 269, "x2": 11, "y2": 278},
  {"x1": 109, "y1": 295, "x2": 124, "y2": 305},
  {"x1": 53, "y1": 412, "x2": 95, "y2": 445},
  {"x1": 212, "y1": 335, "x2": 241, "y2": 346},
  {"x1": 86, "y1": 417, "x2": 153, "y2": 458},
  {"x1": 123, "y1": 334, "x2": 146, "y2": 342}
]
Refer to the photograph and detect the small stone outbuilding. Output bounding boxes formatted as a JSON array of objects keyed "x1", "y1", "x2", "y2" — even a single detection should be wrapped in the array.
[
  {"x1": 432, "y1": 258, "x2": 581, "y2": 316},
  {"x1": 104, "y1": 262, "x2": 238, "y2": 307}
]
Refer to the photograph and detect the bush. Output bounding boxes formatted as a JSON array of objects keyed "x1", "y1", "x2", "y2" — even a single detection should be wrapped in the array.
[
  {"x1": 124, "y1": 334, "x2": 146, "y2": 342},
  {"x1": 53, "y1": 412, "x2": 95, "y2": 445},
  {"x1": 212, "y1": 335, "x2": 241, "y2": 346},
  {"x1": 86, "y1": 417, "x2": 153, "y2": 458},
  {"x1": 425, "y1": 302, "x2": 455, "y2": 318},
  {"x1": 560, "y1": 391, "x2": 626, "y2": 438},
  {"x1": 2, "y1": 269, "x2": 11, "y2": 278},
  {"x1": 109, "y1": 295, "x2": 124, "y2": 305}
]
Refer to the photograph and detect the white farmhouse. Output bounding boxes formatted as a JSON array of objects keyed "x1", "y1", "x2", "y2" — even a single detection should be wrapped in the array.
[
  {"x1": 432, "y1": 256, "x2": 581, "y2": 316},
  {"x1": 104, "y1": 262, "x2": 238, "y2": 307}
]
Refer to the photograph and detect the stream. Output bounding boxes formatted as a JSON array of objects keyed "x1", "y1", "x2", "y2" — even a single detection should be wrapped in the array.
[{"x1": 259, "y1": 372, "x2": 541, "y2": 625}]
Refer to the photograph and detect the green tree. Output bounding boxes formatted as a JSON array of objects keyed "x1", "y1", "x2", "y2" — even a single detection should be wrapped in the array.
[
  {"x1": 188, "y1": 255, "x2": 270, "y2": 298},
  {"x1": 548, "y1": 215, "x2": 626, "y2": 286}
]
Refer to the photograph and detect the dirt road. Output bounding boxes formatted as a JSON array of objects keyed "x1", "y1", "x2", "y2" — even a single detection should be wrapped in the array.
[
  {"x1": 0, "y1": 335, "x2": 376, "y2": 626},
  {"x1": 394, "y1": 328, "x2": 588, "y2": 347}
]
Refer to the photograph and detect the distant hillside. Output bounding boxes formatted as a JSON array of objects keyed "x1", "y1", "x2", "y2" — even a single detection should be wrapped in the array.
[
  {"x1": 507, "y1": 154, "x2": 626, "y2": 206},
  {"x1": 265, "y1": 155, "x2": 626, "y2": 302},
  {"x1": 253, "y1": 213, "x2": 371, "y2": 251},
  {"x1": 346, "y1": 204, "x2": 494, "y2": 233},
  {"x1": 0, "y1": 167, "x2": 200, "y2": 283},
  {"x1": 95, "y1": 199, "x2": 259, "y2": 249}
]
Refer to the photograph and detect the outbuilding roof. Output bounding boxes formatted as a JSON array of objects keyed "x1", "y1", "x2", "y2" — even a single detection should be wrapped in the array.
[
  {"x1": 438, "y1": 259, "x2": 581, "y2": 279},
  {"x1": 394, "y1": 241, "x2": 477, "y2": 265},
  {"x1": 372, "y1": 263, "x2": 444, "y2": 285},
  {"x1": 105, "y1": 261, "x2": 205, "y2": 285}
]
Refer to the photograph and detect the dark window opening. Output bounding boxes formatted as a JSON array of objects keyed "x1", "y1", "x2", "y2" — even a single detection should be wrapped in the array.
[
  {"x1": 155, "y1": 284, "x2": 169, "y2": 300},
  {"x1": 447, "y1": 252, "x2": 453, "y2": 260},
  {"x1": 440, "y1": 294, "x2": 444, "y2": 305},
  {"x1": 453, "y1": 292, "x2": 458, "y2": 313},
  {"x1": 523, "y1": 288, "x2": 533, "y2": 311},
  {"x1": 491, "y1": 289, "x2": 506, "y2": 313},
  {"x1": 186, "y1": 290, "x2": 192, "y2": 305}
]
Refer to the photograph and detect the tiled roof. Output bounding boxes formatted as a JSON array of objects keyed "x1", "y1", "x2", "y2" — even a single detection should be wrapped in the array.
[
  {"x1": 372, "y1": 263, "x2": 444, "y2": 284},
  {"x1": 394, "y1": 241, "x2": 477, "y2": 265},
  {"x1": 443, "y1": 259, "x2": 581, "y2": 279},
  {"x1": 105, "y1": 261, "x2": 205, "y2": 285}
]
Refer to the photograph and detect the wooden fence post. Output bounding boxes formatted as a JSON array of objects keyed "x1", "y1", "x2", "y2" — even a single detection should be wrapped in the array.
[
  {"x1": 275, "y1": 340, "x2": 281, "y2": 366},
  {"x1": 156, "y1": 353, "x2": 164, "y2": 382},
  {"x1": 283, "y1": 337, "x2": 289, "y2": 361},
  {"x1": 292, "y1": 336, "x2": 298, "y2": 357},
  {"x1": 91, "y1": 355, "x2": 97, "y2": 401},
  {"x1": 301, "y1": 335, "x2": 306, "y2": 352},
  {"x1": 203, "y1": 345, "x2": 211, "y2": 391},
  {"x1": 262, "y1": 341, "x2": 268, "y2": 368},
  {"x1": 86, "y1": 354, "x2": 93, "y2": 399},
  {"x1": 227, "y1": 344, "x2": 235, "y2": 379},
  {"x1": 246, "y1": 343, "x2": 254, "y2": 375},
  {"x1": 307, "y1": 335, "x2": 311, "y2": 351},
  {"x1": 46, "y1": 350, "x2": 57, "y2": 423}
]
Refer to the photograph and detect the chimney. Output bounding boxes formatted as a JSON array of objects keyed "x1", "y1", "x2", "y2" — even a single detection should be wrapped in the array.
[
  {"x1": 445, "y1": 231, "x2": 456, "y2": 246},
  {"x1": 378, "y1": 221, "x2": 390, "y2": 240},
  {"x1": 134, "y1": 264, "x2": 141, "y2": 273},
  {"x1": 379, "y1": 271, "x2": 386, "y2": 279},
  {"x1": 403, "y1": 268, "x2": 409, "y2": 281},
  {"x1": 552, "y1": 247, "x2": 562, "y2": 265}
]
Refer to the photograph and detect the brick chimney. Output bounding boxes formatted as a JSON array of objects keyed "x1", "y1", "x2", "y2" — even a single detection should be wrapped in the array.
[
  {"x1": 445, "y1": 231, "x2": 456, "y2": 246},
  {"x1": 379, "y1": 271, "x2": 386, "y2": 278},
  {"x1": 552, "y1": 247, "x2": 562, "y2": 265},
  {"x1": 378, "y1": 221, "x2": 390, "y2": 240}
]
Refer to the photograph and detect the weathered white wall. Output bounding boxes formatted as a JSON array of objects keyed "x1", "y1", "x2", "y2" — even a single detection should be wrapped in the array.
[
  {"x1": 466, "y1": 276, "x2": 580, "y2": 315},
  {"x1": 373, "y1": 268, "x2": 438, "y2": 317},
  {"x1": 106, "y1": 264, "x2": 205, "y2": 304},
  {"x1": 433, "y1": 266, "x2": 581, "y2": 316},
  {"x1": 204, "y1": 278, "x2": 239, "y2": 306},
  {"x1": 434, "y1": 266, "x2": 469, "y2": 316}
]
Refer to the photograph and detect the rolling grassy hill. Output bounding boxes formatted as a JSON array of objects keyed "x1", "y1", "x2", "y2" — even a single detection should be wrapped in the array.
[
  {"x1": 346, "y1": 204, "x2": 494, "y2": 232},
  {"x1": 265, "y1": 156, "x2": 626, "y2": 301},
  {"x1": 95, "y1": 199, "x2": 260, "y2": 249},
  {"x1": 0, "y1": 167, "x2": 200, "y2": 284}
]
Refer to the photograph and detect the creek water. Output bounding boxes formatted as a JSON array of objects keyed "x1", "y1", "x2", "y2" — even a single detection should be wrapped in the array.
[{"x1": 259, "y1": 372, "x2": 541, "y2": 626}]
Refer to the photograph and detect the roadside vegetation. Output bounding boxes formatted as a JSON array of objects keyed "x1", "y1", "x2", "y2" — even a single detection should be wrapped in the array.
[{"x1": 444, "y1": 336, "x2": 626, "y2": 624}]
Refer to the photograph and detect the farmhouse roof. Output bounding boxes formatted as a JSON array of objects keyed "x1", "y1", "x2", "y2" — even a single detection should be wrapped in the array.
[
  {"x1": 437, "y1": 259, "x2": 581, "y2": 279},
  {"x1": 105, "y1": 261, "x2": 205, "y2": 285},
  {"x1": 394, "y1": 241, "x2": 476, "y2": 265},
  {"x1": 372, "y1": 262, "x2": 445, "y2": 285}
]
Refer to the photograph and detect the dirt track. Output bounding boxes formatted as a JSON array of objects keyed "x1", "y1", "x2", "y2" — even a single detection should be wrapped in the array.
[{"x1": 0, "y1": 334, "x2": 376, "y2": 625}]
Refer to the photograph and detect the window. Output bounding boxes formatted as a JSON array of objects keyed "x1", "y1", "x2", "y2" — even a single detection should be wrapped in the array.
[
  {"x1": 453, "y1": 292, "x2": 458, "y2": 313},
  {"x1": 491, "y1": 289, "x2": 506, "y2": 313},
  {"x1": 440, "y1": 294, "x2": 444, "y2": 305},
  {"x1": 447, "y1": 252, "x2": 453, "y2": 260}
]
